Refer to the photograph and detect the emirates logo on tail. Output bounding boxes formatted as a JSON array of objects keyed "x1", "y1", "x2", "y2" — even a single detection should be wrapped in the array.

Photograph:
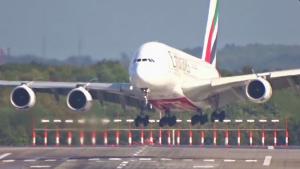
[{"x1": 202, "y1": 0, "x2": 219, "y2": 66}]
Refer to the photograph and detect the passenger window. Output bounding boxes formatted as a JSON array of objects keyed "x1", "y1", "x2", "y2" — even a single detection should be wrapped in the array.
[
  {"x1": 142, "y1": 59, "x2": 147, "y2": 62},
  {"x1": 137, "y1": 59, "x2": 141, "y2": 62}
]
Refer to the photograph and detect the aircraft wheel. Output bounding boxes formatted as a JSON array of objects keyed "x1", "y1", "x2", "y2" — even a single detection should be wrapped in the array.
[
  {"x1": 159, "y1": 117, "x2": 168, "y2": 127},
  {"x1": 211, "y1": 111, "x2": 218, "y2": 122},
  {"x1": 143, "y1": 115, "x2": 149, "y2": 127},
  {"x1": 168, "y1": 116, "x2": 177, "y2": 127},
  {"x1": 191, "y1": 115, "x2": 200, "y2": 125},
  {"x1": 200, "y1": 114, "x2": 208, "y2": 125},
  {"x1": 134, "y1": 116, "x2": 142, "y2": 127},
  {"x1": 219, "y1": 111, "x2": 225, "y2": 122}
]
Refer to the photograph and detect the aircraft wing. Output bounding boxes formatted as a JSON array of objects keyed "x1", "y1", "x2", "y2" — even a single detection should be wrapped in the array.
[
  {"x1": 0, "y1": 81, "x2": 143, "y2": 108},
  {"x1": 183, "y1": 69, "x2": 300, "y2": 108},
  {"x1": 212, "y1": 69, "x2": 300, "y2": 88}
]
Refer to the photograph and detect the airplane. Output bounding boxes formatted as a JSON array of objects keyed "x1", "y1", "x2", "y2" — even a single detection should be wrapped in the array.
[{"x1": 1, "y1": 0, "x2": 300, "y2": 127}]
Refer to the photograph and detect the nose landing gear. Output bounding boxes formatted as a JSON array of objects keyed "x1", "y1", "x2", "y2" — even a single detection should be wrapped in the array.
[{"x1": 134, "y1": 88, "x2": 151, "y2": 127}]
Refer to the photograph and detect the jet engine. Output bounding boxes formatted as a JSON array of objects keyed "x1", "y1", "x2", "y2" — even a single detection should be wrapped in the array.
[
  {"x1": 245, "y1": 78, "x2": 272, "y2": 103},
  {"x1": 10, "y1": 84, "x2": 36, "y2": 109},
  {"x1": 66, "y1": 87, "x2": 92, "y2": 112}
]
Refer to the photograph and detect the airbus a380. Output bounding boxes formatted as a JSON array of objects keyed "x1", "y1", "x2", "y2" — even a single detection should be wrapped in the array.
[{"x1": 2, "y1": 0, "x2": 300, "y2": 127}]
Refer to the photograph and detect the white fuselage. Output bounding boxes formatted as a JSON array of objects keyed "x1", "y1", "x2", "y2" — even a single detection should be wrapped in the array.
[{"x1": 129, "y1": 42, "x2": 220, "y2": 112}]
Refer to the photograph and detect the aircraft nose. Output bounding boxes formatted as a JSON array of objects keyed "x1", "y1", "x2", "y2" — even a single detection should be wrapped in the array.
[
  {"x1": 131, "y1": 64, "x2": 170, "y2": 89},
  {"x1": 134, "y1": 65, "x2": 154, "y2": 88}
]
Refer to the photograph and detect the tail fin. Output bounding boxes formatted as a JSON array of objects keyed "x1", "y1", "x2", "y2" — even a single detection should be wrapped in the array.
[{"x1": 201, "y1": 0, "x2": 219, "y2": 67}]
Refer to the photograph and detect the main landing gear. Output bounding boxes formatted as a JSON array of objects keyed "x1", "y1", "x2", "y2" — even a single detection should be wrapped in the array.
[
  {"x1": 159, "y1": 109, "x2": 177, "y2": 127},
  {"x1": 191, "y1": 109, "x2": 226, "y2": 125},
  {"x1": 134, "y1": 88, "x2": 227, "y2": 127},
  {"x1": 134, "y1": 88, "x2": 150, "y2": 127},
  {"x1": 211, "y1": 110, "x2": 226, "y2": 122},
  {"x1": 191, "y1": 109, "x2": 208, "y2": 125},
  {"x1": 134, "y1": 114, "x2": 149, "y2": 127}
]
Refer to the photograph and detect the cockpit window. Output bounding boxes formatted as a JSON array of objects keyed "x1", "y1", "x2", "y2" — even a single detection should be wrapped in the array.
[{"x1": 134, "y1": 58, "x2": 155, "y2": 63}]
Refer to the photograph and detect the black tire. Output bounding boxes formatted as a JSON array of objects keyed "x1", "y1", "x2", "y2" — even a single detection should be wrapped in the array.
[
  {"x1": 191, "y1": 115, "x2": 200, "y2": 126},
  {"x1": 142, "y1": 115, "x2": 149, "y2": 127},
  {"x1": 219, "y1": 111, "x2": 225, "y2": 122},
  {"x1": 134, "y1": 116, "x2": 141, "y2": 127},
  {"x1": 211, "y1": 112, "x2": 217, "y2": 122},
  {"x1": 159, "y1": 117, "x2": 167, "y2": 127},
  {"x1": 200, "y1": 114, "x2": 208, "y2": 125},
  {"x1": 168, "y1": 116, "x2": 177, "y2": 127}
]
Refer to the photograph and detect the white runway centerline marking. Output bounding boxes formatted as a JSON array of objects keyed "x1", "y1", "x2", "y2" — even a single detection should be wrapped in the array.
[
  {"x1": 24, "y1": 159, "x2": 37, "y2": 162},
  {"x1": 161, "y1": 158, "x2": 172, "y2": 161},
  {"x1": 2, "y1": 159, "x2": 15, "y2": 163},
  {"x1": 245, "y1": 159, "x2": 257, "y2": 163},
  {"x1": 263, "y1": 156, "x2": 272, "y2": 166},
  {"x1": 193, "y1": 165, "x2": 215, "y2": 168},
  {"x1": 0, "y1": 153, "x2": 12, "y2": 160},
  {"x1": 203, "y1": 159, "x2": 215, "y2": 162},
  {"x1": 183, "y1": 159, "x2": 193, "y2": 162},
  {"x1": 66, "y1": 159, "x2": 77, "y2": 162},
  {"x1": 224, "y1": 159, "x2": 236, "y2": 162},
  {"x1": 109, "y1": 158, "x2": 122, "y2": 161},
  {"x1": 30, "y1": 165, "x2": 51, "y2": 168},
  {"x1": 44, "y1": 159, "x2": 56, "y2": 162},
  {"x1": 88, "y1": 158, "x2": 100, "y2": 161},
  {"x1": 139, "y1": 158, "x2": 152, "y2": 161}
]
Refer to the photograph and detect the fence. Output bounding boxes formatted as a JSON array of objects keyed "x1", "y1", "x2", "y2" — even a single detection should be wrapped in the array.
[{"x1": 32, "y1": 118, "x2": 288, "y2": 147}]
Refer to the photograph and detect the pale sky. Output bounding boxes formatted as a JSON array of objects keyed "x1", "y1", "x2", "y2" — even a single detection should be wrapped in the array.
[{"x1": 0, "y1": 0, "x2": 300, "y2": 59}]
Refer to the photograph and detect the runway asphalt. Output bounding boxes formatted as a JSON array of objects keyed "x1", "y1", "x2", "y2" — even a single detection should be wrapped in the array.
[{"x1": 0, "y1": 146, "x2": 299, "y2": 169}]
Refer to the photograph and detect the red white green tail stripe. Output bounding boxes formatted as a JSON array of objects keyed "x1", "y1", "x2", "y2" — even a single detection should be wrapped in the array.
[{"x1": 202, "y1": 0, "x2": 219, "y2": 66}]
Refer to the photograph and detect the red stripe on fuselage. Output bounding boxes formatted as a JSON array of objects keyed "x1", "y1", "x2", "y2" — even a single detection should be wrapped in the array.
[{"x1": 149, "y1": 97, "x2": 199, "y2": 112}]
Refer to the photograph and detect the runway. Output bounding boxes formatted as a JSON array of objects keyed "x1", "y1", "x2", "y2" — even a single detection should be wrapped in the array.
[{"x1": 0, "y1": 146, "x2": 299, "y2": 169}]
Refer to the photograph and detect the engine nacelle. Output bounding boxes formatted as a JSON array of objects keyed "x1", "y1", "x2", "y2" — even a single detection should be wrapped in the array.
[
  {"x1": 10, "y1": 84, "x2": 36, "y2": 109},
  {"x1": 246, "y1": 78, "x2": 272, "y2": 103},
  {"x1": 66, "y1": 86, "x2": 92, "y2": 112}
]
